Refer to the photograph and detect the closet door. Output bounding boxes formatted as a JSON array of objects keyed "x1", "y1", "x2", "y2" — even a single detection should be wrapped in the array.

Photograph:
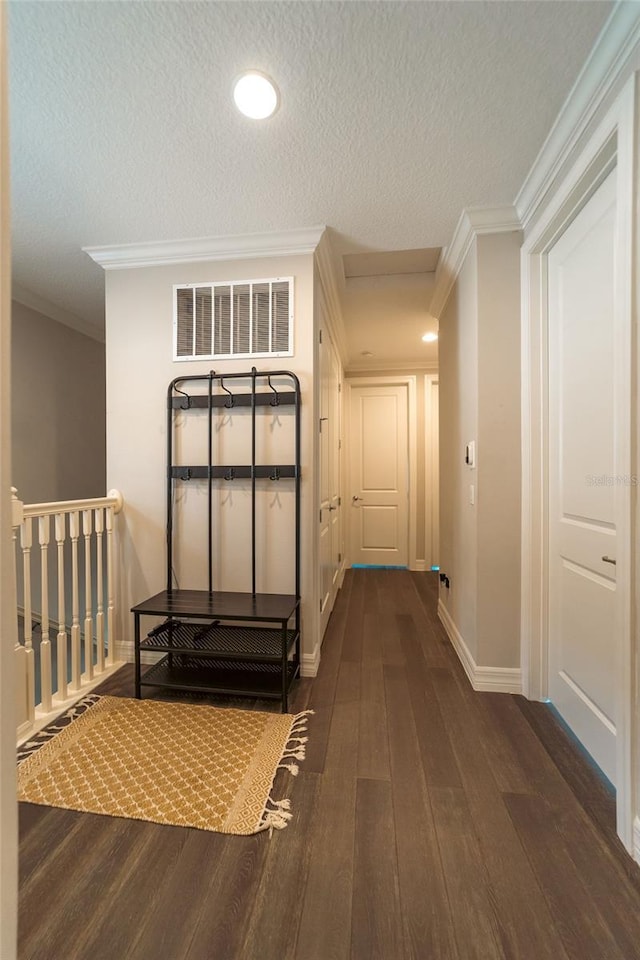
[
  {"x1": 548, "y1": 170, "x2": 619, "y2": 784},
  {"x1": 319, "y1": 319, "x2": 342, "y2": 639}
]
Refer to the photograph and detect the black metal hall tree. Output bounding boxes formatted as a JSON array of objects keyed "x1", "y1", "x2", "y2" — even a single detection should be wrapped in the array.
[{"x1": 131, "y1": 367, "x2": 301, "y2": 712}]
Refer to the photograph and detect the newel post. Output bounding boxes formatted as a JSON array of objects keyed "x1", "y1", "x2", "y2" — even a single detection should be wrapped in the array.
[{"x1": 11, "y1": 487, "x2": 23, "y2": 529}]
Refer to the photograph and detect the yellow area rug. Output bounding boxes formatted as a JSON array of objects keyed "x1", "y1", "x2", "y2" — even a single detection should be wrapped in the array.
[{"x1": 17, "y1": 695, "x2": 311, "y2": 834}]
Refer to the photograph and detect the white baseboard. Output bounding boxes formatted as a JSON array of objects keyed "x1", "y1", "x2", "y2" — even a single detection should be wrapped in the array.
[
  {"x1": 473, "y1": 664, "x2": 523, "y2": 695},
  {"x1": 437, "y1": 599, "x2": 522, "y2": 695},
  {"x1": 116, "y1": 639, "x2": 135, "y2": 663},
  {"x1": 633, "y1": 817, "x2": 640, "y2": 865},
  {"x1": 411, "y1": 560, "x2": 428, "y2": 572},
  {"x1": 301, "y1": 647, "x2": 320, "y2": 678},
  {"x1": 117, "y1": 640, "x2": 162, "y2": 667}
]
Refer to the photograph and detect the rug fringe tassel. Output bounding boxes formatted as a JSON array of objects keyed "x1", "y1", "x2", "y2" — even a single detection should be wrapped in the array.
[
  {"x1": 289, "y1": 709, "x2": 314, "y2": 736},
  {"x1": 278, "y1": 761, "x2": 299, "y2": 776},
  {"x1": 261, "y1": 796, "x2": 294, "y2": 834},
  {"x1": 259, "y1": 711, "x2": 314, "y2": 834}
]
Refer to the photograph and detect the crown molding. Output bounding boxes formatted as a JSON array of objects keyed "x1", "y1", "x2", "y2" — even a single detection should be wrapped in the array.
[
  {"x1": 429, "y1": 205, "x2": 521, "y2": 319},
  {"x1": 516, "y1": 3, "x2": 640, "y2": 230},
  {"x1": 314, "y1": 230, "x2": 349, "y2": 364},
  {"x1": 12, "y1": 284, "x2": 104, "y2": 342},
  {"x1": 84, "y1": 225, "x2": 326, "y2": 271}
]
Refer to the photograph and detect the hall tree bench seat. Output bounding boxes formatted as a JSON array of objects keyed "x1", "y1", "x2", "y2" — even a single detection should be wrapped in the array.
[{"x1": 133, "y1": 589, "x2": 300, "y2": 709}]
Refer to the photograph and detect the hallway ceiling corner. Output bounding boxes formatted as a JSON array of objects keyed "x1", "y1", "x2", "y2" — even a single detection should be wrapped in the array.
[{"x1": 8, "y1": 0, "x2": 613, "y2": 336}]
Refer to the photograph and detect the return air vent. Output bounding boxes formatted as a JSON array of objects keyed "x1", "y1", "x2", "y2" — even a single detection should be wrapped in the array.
[{"x1": 174, "y1": 278, "x2": 293, "y2": 361}]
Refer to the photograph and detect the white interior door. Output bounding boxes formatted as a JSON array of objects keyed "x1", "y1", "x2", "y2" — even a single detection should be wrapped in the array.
[
  {"x1": 548, "y1": 170, "x2": 619, "y2": 785},
  {"x1": 329, "y1": 342, "x2": 342, "y2": 593},
  {"x1": 319, "y1": 325, "x2": 341, "y2": 638},
  {"x1": 349, "y1": 383, "x2": 408, "y2": 567}
]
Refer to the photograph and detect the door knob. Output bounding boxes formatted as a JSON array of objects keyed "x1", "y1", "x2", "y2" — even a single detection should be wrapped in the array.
[
  {"x1": 328, "y1": 505, "x2": 337, "y2": 511},
  {"x1": 352, "y1": 496, "x2": 363, "y2": 502},
  {"x1": 601, "y1": 555, "x2": 617, "y2": 565}
]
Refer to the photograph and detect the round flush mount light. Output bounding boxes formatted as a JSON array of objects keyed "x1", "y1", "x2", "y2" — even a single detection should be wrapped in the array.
[
  {"x1": 422, "y1": 332, "x2": 438, "y2": 343},
  {"x1": 233, "y1": 71, "x2": 280, "y2": 119}
]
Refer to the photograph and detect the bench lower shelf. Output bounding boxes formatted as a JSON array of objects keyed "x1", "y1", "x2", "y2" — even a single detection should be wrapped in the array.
[
  {"x1": 138, "y1": 621, "x2": 298, "y2": 661},
  {"x1": 139, "y1": 654, "x2": 299, "y2": 701}
]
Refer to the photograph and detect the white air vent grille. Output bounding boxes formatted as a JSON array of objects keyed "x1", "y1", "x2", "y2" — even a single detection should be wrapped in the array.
[{"x1": 174, "y1": 277, "x2": 294, "y2": 361}]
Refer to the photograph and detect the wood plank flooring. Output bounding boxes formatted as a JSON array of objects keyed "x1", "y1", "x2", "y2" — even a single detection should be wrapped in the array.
[{"x1": 18, "y1": 569, "x2": 640, "y2": 960}]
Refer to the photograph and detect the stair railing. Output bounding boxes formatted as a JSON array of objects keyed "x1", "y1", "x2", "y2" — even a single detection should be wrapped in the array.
[{"x1": 11, "y1": 488, "x2": 124, "y2": 744}]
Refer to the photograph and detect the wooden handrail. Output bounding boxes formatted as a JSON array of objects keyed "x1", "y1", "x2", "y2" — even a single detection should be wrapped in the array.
[{"x1": 15, "y1": 489, "x2": 123, "y2": 521}]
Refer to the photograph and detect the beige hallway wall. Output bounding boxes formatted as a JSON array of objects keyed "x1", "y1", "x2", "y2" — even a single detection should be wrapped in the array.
[
  {"x1": 438, "y1": 230, "x2": 521, "y2": 670},
  {"x1": 104, "y1": 254, "x2": 319, "y2": 664},
  {"x1": 438, "y1": 243, "x2": 479, "y2": 658},
  {"x1": 11, "y1": 301, "x2": 106, "y2": 503}
]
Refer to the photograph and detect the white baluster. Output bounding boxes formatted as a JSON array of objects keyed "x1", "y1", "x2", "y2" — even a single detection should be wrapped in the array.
[
  {"x1": 12, "y1": 489, "x2": 30, "y2": 730},
  {"x1": 106, "y1": 505, "x2": 115, "y2": 665},
  {"x1": 20, "y1": 518, "x2": 35, "y2": 720},
  {"x1": 82, "y1": 509, "x2": 94, "y2": 681},
  {"x1": 95, "y1": 507, "x2": 105, "y2": 673},
  {"x1": 70, "y1": 511, "x2": 81, "y2": 691},
  {"x1": 55, "y1": 513, "x2": 68, "y2": 701},
  {"x1": 38, "y1": 516, "x2": 52, "y2": 712},
  {"x1": 11, "y1": 491, "x2": 19, "y2": 611}
]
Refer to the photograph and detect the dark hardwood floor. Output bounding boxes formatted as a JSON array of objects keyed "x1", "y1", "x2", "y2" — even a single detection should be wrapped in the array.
[{"x1": 18, "y1": 570, "x2": 640, "y2": 960}]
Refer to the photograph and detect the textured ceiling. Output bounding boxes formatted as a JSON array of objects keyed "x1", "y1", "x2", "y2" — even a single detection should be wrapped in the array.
[
  {"x1": 8, "y1": 1, "x2": 612, "y2": 338},
  {"x1": 343, "y1": 248, "x2": 441, "y2": 279}
]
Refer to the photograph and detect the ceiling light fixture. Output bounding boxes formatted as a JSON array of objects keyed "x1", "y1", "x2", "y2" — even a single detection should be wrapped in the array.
[
  {"x1": 233, "y1": 71, "x2": 280, "y2": 119},
  {"x1": 422, "y1": 332, "x2": 438, "y2": 343}
]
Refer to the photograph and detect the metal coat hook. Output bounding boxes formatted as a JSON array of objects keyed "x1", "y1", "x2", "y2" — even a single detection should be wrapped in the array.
[
  {"x1": 180, "y1": 468, "x2": 192, "y2": 481},
  {"x1": 267, "y1": 375, "x2": 280, "y2": 406},
  {"x1": 224, "y1": 468, "x2": 235, "y2": 481},
  {"x1": 220, "y1": 377, "x2": 234, "y2": 408},
  {"x1": 174, "y1": 384, "x2": 191, "y2": 409},
  {"x1": 270, "y1": 467, "x2": 280, "y2": 481}
]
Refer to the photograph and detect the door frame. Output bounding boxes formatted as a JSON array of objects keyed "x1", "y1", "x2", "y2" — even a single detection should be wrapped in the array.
[
  {"x1": 520, "y1": 77, "x2": 636, "y2": 852},
  {"x1": 344, "y1": 375, "x2": 418, "y2": 570},
  {"x1": 0, "y1": 7, "x2": 18, "y2": 954},
  {"x1": 424, "y1": 373, "x2": 439, "y2": 570}
]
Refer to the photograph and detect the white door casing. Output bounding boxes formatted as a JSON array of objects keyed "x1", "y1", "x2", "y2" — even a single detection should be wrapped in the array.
[
  {"x1": 425, "y1": 375, "x2": 440, "y2": 569},
  {"x1": 548, "y1": 170, "x2": 617, "y2": 784},
  {"x1": 329, "y1": 342, "x2": 342, "y2": 595},
  {"x1": 348, "y1": 382, "x2": 409, "y2": 567}
]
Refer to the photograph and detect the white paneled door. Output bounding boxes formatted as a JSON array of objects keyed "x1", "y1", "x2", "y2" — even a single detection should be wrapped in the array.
[
  {"x1": 319, "y1": 324, "x2": 342, "y2": 639},
  {"x1": 548, "y1": 170, "x2": 620, "y2": 785},
  {"x1": 349, "y1": 383, "x2": 408, "y2": 567}
]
